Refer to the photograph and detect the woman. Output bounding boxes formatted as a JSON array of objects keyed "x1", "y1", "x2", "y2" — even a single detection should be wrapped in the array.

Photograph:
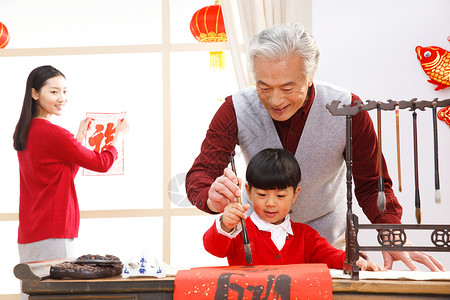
[{"x1": 13, "y1": 65, "x2": 129, "y2": 264}]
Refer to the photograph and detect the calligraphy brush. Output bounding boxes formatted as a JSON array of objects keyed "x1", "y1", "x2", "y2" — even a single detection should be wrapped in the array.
[
  {"x1": 377, "y1": 104, "x2": 386, "y2": 211},
  {"x1": 230, "y1": 156, "x2": 253, "y2": 264},
  {"x1": 412, "y1": 109, "x2": 421, "y2": 224},
  {"x1": 432, "y1": 103, "x2": 441, "y2": 203},
  {"x1": 395, "y1": 105, "x2": 402, "y2": 192}
]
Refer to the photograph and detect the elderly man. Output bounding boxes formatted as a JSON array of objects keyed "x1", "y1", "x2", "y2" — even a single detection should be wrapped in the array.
[{"x1": 186, "y1": 23, "x2": 444, "y2": 272}]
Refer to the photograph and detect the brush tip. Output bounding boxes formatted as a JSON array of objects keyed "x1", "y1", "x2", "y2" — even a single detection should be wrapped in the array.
[
  {"x1": 244, "y1": 244, "x2": 253, "y2": 264},
  {"x1": 436, "y1": 189, "x2": 442, "y2": 204},
  {"x1": 415, "y1": 207, "x2": 421, "y2": 224},
  {"x1": 377, "y1": 191, "x2": 386, "y2": 212}
]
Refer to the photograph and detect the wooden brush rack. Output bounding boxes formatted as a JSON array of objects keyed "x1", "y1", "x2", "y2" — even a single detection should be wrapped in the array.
[{"x1": 326, "y1": 98, "x2": 450, "y2": 280}]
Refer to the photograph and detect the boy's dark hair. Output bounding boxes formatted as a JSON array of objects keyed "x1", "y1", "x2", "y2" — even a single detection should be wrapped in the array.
[{"x1": 246, "y1": 148, "x2": 301, "y2": 190}]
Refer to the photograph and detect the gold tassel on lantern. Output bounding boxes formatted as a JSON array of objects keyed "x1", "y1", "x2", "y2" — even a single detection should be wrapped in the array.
[
  {"x1": 190, "y1": 1, "x2": 227, "y2": 70},
  {"x1": 210, "y1": 51, "x2": 225, "y2": 70}
]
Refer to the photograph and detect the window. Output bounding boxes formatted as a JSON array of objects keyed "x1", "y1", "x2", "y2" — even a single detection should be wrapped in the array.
[{"x1": 0, "y1": 0, "x2": 238, "y2": 296}]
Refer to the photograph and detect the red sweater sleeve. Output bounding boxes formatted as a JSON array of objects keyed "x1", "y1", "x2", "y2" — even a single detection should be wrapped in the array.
[
  {"x1": 203, "y1": 220, "x2": 237, "y2": 258},
  {"x1": 49, "y1": 124, "x2": 118, "y2": 172},
  {"x1": 304, "y1": 226, "x2": 345, "y2": 269},
  {"x1": 185, "y1": 97, "x2": 238, "y2": 213},
  {"x1": 351, "y1": 94, "x2": 402, "y2": 224}
]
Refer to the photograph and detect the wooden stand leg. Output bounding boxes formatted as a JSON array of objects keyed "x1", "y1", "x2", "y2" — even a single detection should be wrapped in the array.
[{"x1": 343, "y1": 214, "x2": 360, "y2": 280}]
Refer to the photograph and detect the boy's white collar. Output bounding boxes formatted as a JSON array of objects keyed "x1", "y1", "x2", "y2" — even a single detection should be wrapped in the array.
[
  {"x1": 250, "y1": 212, "x2": 293, "y2": 251},
  {"x1": 250, "y1": 212, "x2": 293, "y2": 234}
]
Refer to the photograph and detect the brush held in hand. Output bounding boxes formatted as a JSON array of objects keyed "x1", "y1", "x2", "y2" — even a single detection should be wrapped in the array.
[
  {"x1": 230, "y1": 156, "x2": 253, "y2": 265},
  {"x1": 240, "y1": 219, "x2": 253, "y2": 264}
]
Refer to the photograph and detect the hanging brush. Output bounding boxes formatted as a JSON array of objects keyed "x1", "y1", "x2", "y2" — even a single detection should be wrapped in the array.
[
  {"x1": 377, "y1": 103, "x2": 386, "y2": 211},
  {"x1": 230, "y1": 156, "x2": 253, "y2": 264},
  {"x1": 412, "y1": 107, "x2": 421, "y2": 224},
  {"x1": 395, "y1": 105, "x2": 402, "y2": 192},
  {"x1": 432, "y1": 102, "x2": 441, "y2": 203}
]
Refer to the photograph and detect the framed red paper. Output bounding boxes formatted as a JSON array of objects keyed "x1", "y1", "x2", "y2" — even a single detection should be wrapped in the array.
[{"x1": 82, "y1": 112, "x2": 126, "y2": 176}]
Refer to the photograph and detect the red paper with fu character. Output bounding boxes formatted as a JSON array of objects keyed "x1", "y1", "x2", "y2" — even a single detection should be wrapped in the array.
[{"x1": 82, "y1": 112, "x2": 126, "y2": 176}]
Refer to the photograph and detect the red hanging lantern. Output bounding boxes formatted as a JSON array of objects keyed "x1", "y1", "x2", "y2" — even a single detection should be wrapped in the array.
[
  {"x1": 190, "y1": 1, "x2": 227, "y2": 70},
  {"x1": 0, "y1": 22, "x2": 10, "y2": 48}
]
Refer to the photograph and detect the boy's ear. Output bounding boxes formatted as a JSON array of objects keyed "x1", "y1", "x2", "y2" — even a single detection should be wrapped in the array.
[
  {"x1": 292, "y1": 186, "x2": 301, "y2": 203},
  {"x1": 245, "y1": 183, "x2": 252, "y2": 201}
]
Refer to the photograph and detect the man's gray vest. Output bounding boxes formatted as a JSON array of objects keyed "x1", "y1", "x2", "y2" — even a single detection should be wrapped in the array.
[{"x1": 233, "y1": 81, "x2": 351, "y2": 243}]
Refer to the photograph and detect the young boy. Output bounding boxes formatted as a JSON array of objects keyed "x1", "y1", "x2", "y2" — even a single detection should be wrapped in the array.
[{"x1": 203, "y1": 148, "x2": 384, "y2": 271}]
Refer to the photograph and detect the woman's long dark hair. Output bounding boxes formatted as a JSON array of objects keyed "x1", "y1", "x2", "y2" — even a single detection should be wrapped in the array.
[{"x1": 13, "y1": 65, "x2": 65, "y2": 151}]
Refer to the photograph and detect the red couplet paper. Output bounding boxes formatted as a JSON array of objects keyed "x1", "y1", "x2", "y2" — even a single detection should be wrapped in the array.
[
  {"x1": 82, "y1": 112, "x2": 126, "y2": 176},
  {"x1": 174, "y1": 264, "x2": 332, "y2": 300}
]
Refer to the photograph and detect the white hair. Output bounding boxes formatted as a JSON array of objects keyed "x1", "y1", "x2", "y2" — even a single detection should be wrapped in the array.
[{"x1": 248, "y1": 23, "x2": 320, "y2": 81}]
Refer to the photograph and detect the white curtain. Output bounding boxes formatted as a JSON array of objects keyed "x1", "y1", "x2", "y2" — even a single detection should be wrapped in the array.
[{"x1": 221, "y1": 0, "x2": 312, "y2": 89}]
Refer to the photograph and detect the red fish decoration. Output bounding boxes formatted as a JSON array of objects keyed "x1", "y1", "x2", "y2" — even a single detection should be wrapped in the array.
[
  {"x1": 438, "y1": 106, "x2": 450, "y2": 128},
  {"x1": 415, "y1": 46, "x2": 450, "y2": 90}
]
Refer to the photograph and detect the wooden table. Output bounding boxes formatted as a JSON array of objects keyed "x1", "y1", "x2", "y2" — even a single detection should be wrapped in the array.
[{"x1": 15, "y1": 260, "x2": 450, "y2": 300}]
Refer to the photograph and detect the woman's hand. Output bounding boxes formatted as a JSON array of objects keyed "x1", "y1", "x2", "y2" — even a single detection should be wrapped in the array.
[
  {"x1": 111, "y1": 118, "x2": 130, "y2": 146},
  {"x1": 116, "y1": 118, "x2": 130, "y2": 135},
  {"x1": 76, "y1": 117, "x2": 94, "y2": 143}
]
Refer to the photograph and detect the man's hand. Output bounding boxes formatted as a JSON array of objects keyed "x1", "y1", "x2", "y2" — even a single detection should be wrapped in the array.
[
  {"x1": 207, "y1": 167, "x2": 242, "y2": 213},
  {"x1": 382, "y1": 240, "x2": 446, "y2": 271}
]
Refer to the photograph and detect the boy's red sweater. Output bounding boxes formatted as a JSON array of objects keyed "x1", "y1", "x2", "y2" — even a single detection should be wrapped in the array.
[{"x1": 203, "y1": 217, "x2": 346, "y2": 268}]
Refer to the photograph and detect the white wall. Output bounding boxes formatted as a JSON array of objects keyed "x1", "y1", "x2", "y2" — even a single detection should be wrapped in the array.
[{"x1": 313, "y1": 0, "x2": 450, "y2": 270}]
